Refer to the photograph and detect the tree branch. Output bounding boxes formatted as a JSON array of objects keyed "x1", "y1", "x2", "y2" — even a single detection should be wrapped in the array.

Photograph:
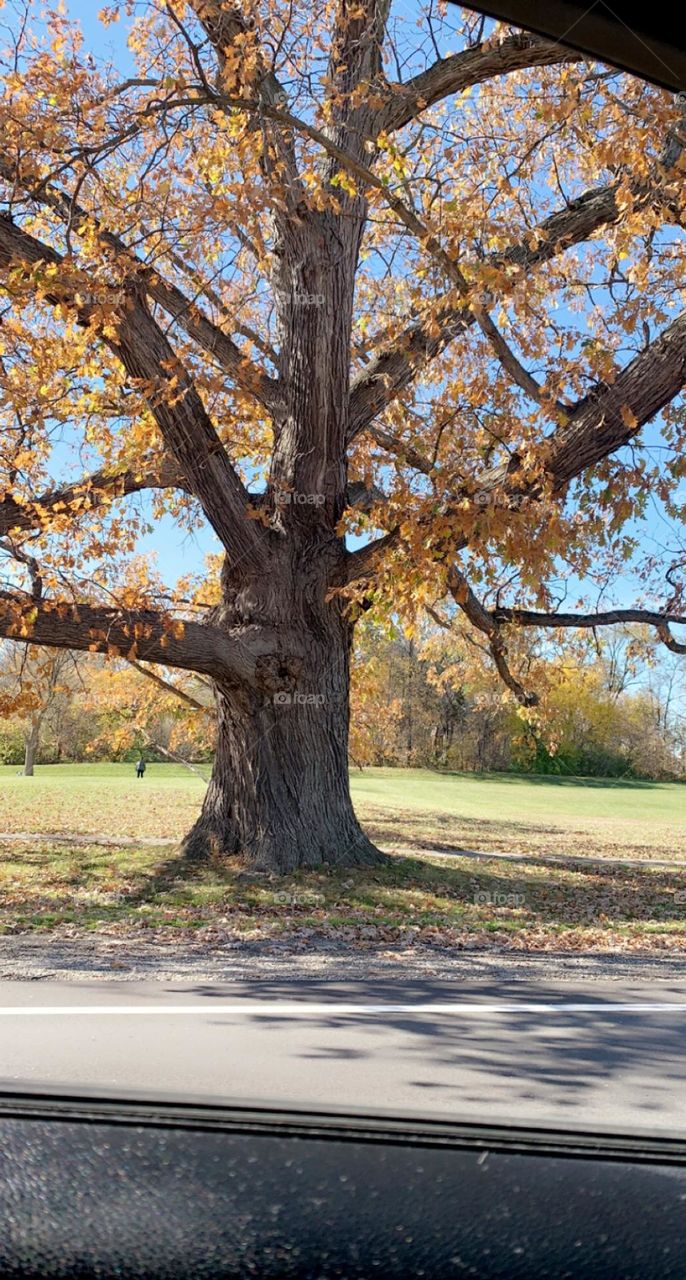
[
  {"x1": 0, "y1": 538, "x2": 42, "y2": 599},
  {"x1": 345, "y1": 479, "x2": 389, "y2": 512},
  {"x1": 545, "y1": 312, "x2": 686, "y2": 491},
  {"x1": 323, "y1": 0, "x2": 390, "y2": 173},
  {"x1": 374, "y1": 32, "x2": 583, "y2": 135},
  {"x1": 367, "y1": 422, "x2": 435, "y2": 475},
  {"x1": 348, "y1": 135, "x2": 684, "y2": 436},
  {"x1": 189, "y1": 0, "x2": 300, "y2": 190},
  {"x1": 141, "y1": 267, "x2": 278, "y2": 408},
  {"x1": 493, "y1": 605, "x2": 686, "y2": 654},
  {"x1": 340, "y1": 527, "x2": 400, "y2": 584},
  {"x1": 0, "y1": 157, "x2": 279, "y2": 408},
  {"x1": 0, "y1": 458, "x2": 182, "y2": 540},
  {"x1": 0, "y1": 592, "x2": 277, "y2": 681},
  {"x1": 0, "y1": 216, "x2": 269, "y2": 571},
  {"x1": 447, "y1": 565, "x2": 539, "y2": 706},
  {"x1": 126, "y1": 657, "x2": 211, "y2": 709},
  {"x1": 428, "y1": 310, "x2": 686, "y2": 552},
  {"x1": 333, "y1": 309, "x2": 686, "y2": 597}
]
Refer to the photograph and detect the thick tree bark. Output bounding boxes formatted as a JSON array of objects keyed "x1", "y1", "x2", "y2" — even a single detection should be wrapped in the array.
[
  {"x1": 179, "y1": 55, "x2": 389, "y2": 874},
  {"x1": 181, "y1": 586, "x2": 384, "y2": 870}
]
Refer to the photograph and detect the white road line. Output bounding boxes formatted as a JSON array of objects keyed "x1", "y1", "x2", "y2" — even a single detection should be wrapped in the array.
[{"x1": 0, "y1": 1003, "x2": 686, "y2": 1016}]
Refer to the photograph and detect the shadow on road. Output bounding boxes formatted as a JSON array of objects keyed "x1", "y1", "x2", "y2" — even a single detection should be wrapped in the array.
[{"x1": 169, "y1": 974, "x2": 686, "y2": 1123}]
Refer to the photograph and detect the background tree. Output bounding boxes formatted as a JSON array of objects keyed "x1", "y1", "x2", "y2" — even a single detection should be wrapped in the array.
[
  {"x1": 0, "y1": 643, "x2": 75, "y2": 774},
  {"x1": 0, "y1": 619, "x2": 682, "y2": 779},
  {"x1": 0, "y1": 1, "x2": 684, "y2": 868},
  {"x1": 350, "y1": 619, "x2": 686, "y2": 777},
  {"x1": 80, "y1": 657, "x2": 213, "y2": 768},
  {"x1": 349, "y1": 620, "x2": 405, "y2": 767}
]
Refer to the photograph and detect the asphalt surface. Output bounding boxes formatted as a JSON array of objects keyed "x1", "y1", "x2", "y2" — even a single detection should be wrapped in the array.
[{"x1": 2, "y1": 976, "x2": 686, "y2": 1134}]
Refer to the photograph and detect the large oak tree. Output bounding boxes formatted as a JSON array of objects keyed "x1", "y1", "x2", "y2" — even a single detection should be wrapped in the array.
[{"x1": 0, "y1": 0, "x2": 684, "y2": 869}]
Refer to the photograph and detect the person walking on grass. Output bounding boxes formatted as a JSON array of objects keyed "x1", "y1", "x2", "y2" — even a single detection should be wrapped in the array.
[{"x1": 135, "y1": 756, "x2": 146, "y2": 779}]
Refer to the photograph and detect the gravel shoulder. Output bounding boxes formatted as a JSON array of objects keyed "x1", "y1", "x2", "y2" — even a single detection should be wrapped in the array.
[{"x1": 3, "y1": 934, "x2": 686, "y2": 984}]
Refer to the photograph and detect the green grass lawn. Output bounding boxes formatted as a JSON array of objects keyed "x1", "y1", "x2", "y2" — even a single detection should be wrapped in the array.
[
  {"x1": 0, "y1": 762, "x2": 207, "y2": 841},
  {"x1": 0, "y1": 764, "x2": 684, "y2": 951},
  {"x1": 354, "y1": 768, "x2": 686, "y2": 864},
  {"x1": 0, "y1": 763, "x2": 683, "y2": 859}
]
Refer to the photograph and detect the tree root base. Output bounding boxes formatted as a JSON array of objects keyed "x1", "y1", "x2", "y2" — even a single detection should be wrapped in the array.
[{"x1": 179, "y1": 821, "x2": 388, "y2": 872}]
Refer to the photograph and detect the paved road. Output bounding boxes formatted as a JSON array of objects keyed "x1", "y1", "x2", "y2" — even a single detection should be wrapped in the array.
[{"x1": 2, "y1": 976, "x2": 686, "y2": 1134}]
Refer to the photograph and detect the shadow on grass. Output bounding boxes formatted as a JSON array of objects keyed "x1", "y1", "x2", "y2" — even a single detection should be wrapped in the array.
[
  {"x1": 363, "y1": 809, "x2": 570, "y2": 850},
  {"x1": 1, "y1": 836, "x2": 686, "y2": 935},
  {"x1": 362, "y1": 809, "x2": 685, "y2": 863},
  {"x1": 0, "y1": 842, "x2": 201, "y2": 933},
  {"x1": 424, "y1": 769, "x2": 671, "y2": 790}
]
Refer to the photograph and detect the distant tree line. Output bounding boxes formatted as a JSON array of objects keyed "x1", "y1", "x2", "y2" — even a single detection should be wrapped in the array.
[
  {"x1": 350, "y1": 620, "x2": 686, "y2": 781},
  {"x1": 1, "y1": 622, "x2": 684, "y2": 781}
]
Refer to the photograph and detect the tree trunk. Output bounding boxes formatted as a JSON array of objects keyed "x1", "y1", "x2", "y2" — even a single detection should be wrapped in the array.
[
  {"x1": 405, "y1": 639, "x2": 414, "y2": 766},
  {"x1": 181, "y1": 587, "x2": 385, "y2": 872},
  {"x1": 181, "y1": 198, "x2": 384, "y2": 874},
  {"x1": 23, "y1": 716, "x2": 41, "y2": 776}
]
